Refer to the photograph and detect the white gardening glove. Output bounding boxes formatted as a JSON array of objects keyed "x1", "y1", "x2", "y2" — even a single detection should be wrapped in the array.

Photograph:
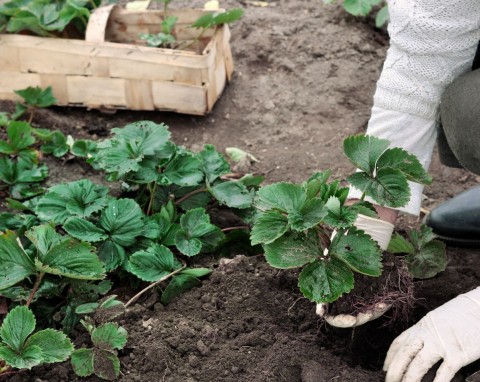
[
  {"x1": 384, "y1": 287, "x2": 480, "y2": 382},
  {"x1": 316, "y1": 214, "x2": 395, "y2": 328}
]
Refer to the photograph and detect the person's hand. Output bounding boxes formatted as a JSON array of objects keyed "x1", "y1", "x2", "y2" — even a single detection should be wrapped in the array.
[
  {"x1": 316, "y1": 214, "x2": 395, "y2": 327},
  {"x1": 384, "y1": 287, "x2": 480, "y2": 382}
]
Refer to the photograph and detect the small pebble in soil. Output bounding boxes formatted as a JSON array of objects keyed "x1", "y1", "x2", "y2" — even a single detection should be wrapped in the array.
[{"x1": 196, "y1": 339, "x2": 210, "y2": 355}]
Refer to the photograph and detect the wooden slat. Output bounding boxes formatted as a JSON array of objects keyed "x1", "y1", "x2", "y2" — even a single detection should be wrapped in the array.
[
  {"x1": 151, "y1": 81, "x2": 207, "y2": 114},
  {"x1": 67, "y1": 76, "x2": 126, "y2": 107},
  {"x1": 40, "y1": 74, "x2": 69, "y2": 104},
  {"x1": 0, "y1": 71, "x2": 41, "y2": 100},
  {"x1": 0, "y1": 44, "x2": 19, "y2": 71},
  {"x1": 125, "y1": 79, "x2": 154, "y2": 110}
]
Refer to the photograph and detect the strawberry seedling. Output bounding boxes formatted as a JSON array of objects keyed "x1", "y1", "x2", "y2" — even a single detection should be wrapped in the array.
[
  {"x1": 250, "y1": 135, "x2": 442, "y2": 305},
  {"x1": 0, "y1": 306, "x2": 73, "y2": 373},
  {"x1": 71, "y1": 320, "x2": 127, "y2": 381}
]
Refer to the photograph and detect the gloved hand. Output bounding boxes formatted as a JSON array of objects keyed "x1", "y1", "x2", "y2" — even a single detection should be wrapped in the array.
[
  {"x1": 316, "y1": 214, "x2": 395, "y2": 328},
  {"x1": 384, "y1": 287, "x2": 480, "y2": 382}
]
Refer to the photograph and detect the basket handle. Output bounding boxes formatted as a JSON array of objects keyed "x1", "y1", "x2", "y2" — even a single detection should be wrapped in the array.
[{"x1": 85, "y1": 4, "x2": 120, "y2": 43}]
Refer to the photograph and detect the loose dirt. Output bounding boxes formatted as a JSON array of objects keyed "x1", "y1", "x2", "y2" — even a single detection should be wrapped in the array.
[{"x1": 3, "y1": 0, "x2": 480, "y2": 381}]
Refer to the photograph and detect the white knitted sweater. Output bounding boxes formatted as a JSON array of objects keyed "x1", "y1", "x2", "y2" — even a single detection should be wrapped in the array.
[
  {"x1": 375, "y1": 0, "x2": 480, "y2": 119},
  {"x1": 351, "y1": 0, "x2": 480, "y2": 215}
]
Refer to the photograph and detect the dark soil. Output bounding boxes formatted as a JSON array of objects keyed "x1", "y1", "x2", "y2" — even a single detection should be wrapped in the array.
[{"x1": 2, "y1": 0, "x2": 480, "y2": 381}]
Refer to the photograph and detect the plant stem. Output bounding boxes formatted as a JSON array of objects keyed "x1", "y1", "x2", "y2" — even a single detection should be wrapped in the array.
[
  {"x1": 163, "y1": 1, "x2": 168, "y2": 18},
  {"x1": 89, "y1": 0, "x2": 97, "y2": 9},
  {"x1": 360, "y1": 192, "x2": 366, "y2": 201},
  {"x1": 221, "y1": 226, "x2": 249, "y2": 233},
  {"x1": 27, "y1": 108, "x2": 34, "y2": 124},
  {"x1": 181, "y1": 27, "x2": 207, "y2": 51},
  {"x1": 124, "y1": 261, "x2": 187, "y2": 308},
  {"x1": 146, "y1": 182, "x2": 158, "y2": 216},
  {"x1": 175, "y1": 187, "x2": 208, "y2": 206},
  {"x1": 26, "y1": 272, "x2": 45, "y2": 307}
]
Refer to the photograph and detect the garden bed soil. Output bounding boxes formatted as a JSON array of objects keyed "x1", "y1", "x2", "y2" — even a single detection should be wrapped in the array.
[{"x1": 3, "y1": 0, "x2": 480, "y2": 381}]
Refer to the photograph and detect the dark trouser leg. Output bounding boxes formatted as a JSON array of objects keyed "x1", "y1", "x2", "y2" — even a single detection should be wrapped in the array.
[{"x1": 427, "y1": 67, "x2": 480, "y2": 246}]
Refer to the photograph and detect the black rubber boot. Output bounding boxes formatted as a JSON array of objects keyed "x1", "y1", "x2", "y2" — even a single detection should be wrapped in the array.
[{"x1": 426, "y1": 186, "x2": 480, "y2": 246}]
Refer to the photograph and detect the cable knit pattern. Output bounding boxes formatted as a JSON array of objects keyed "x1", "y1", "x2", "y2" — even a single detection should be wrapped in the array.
[{"x1": 374, "y1": 0, "x2": 480, "y2": 119}]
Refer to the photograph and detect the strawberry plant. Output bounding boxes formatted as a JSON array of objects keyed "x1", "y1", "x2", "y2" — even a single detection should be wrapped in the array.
[
  {"x1": 0, "y1": 306, "x2": 73, "y2": 372},
  {"x1": 0, "y1": 121, "x2": 48, "y2": 200},
  {"x1": 139, "y1": 4, "x2": 244, "y2": 50},
  {"x1": 388, "y1": 225, "x2": 447, "y2": 279},
  {"x1": 0, "y1": 119, "x2": 262, "y2": 375},
  {"x1": 0, "y1": 0, "x2": 101, "y2": 37},
  {"x1": 324, "y1": 0, "x2": 389, "y2": 28},
  {"x1": 71, "y1": 320, "x2": 127, "y2": 380},
  {"x1": 250, "y1": 135, "x2": 442, "y2": 304},
  {"x1": 13, "y1": 86, "x2": 57, "y2": 123}
]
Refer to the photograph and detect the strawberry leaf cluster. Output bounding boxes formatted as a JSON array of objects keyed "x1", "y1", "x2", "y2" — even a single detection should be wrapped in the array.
[{"x1": 250, "y1": 134, "x2": 442, "y2": 304}]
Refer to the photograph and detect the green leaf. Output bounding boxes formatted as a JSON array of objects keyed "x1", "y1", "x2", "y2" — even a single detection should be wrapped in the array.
[
  {"x1": 175, "y1": 230, "x2": 202, "y2": 257},
  {"x1": 298, "y1": 258, "x2": 354, "y2": 303},
  {"x1": 40, "y1": 131, "x2": 68, "y2": 157},
  {"x1": 0, "y1": 157, "x2": 47, "y2": 186},
  {"x1": 25, "y1": 329, "x2": 73, "y2": 363},
  {"x1": 0, "y1": 306, "x2": 35, "y2": 352},
  {"x1": 250, "y1": 210, "x2": 288, "y2": 245},
  {"x1": 350, "y1": 200, "x2": 378, "y2": 218},
  {"x1": 264, "y1": 232, "x2": 321, "y2": 269},
  {"x1": 197, "y1": 144, "x2": 230, "y2": 183},
  {"x1": 36, "y1": 180, "x2": 110, "y2": 225},
  {"x1": 100, "y1": 199, "x2": 144, "y2": 247},
  {"x1": 140, "y1": 32, "x2": 175, "y2": 47},
  {"x1": 179, "y1": 208, "x2": 217, "y2": 238},
  {"x1": 256, "y1": 183, "x2": 306, "y2": 213},
  {"x1": 323, "y1": 196, "x2": 358, "y2": 228},
  {"x1": 93, "y1": 348, "x2": 120, "y2": 380},
  {"x1": 64, "y1": 217, "x2": 108, "y2": 242},
  {"x1": 211, "y1": 181, "x2": 253, "y2": 209},
  {"x1": 181, "y1": 268, "x2": 211, "y2": 277},
  {"x1": 191, "y1": 12, "x2": 215, "y2": 28},
  {"x1": 142, "y1": 213, "x2": 170, "y2": 240},
  {"x1": 0, "y1": 343, "x2": 43, "y2": 369},
  {"x1": 159, "y1": 153, "x2": 204, "y2": 187},
  {"x1": 162, "y1": 15, "x2": 177, "y2": 34},
  {"x1": 376, "y1": 147, "x2": 432, "y2": 185},
  {"x1": 161, "y1": 274, "x2": 202, "y2": 304},
  {"x1": 375, "y1": 5, "x2": 389, "y2": 27},
  {"x1": 211, "y1": 8, "x2": 244, "y2": 25},
  {"x1": 14, "y1": 86, "x2": 56, "y2": 108},
  {"x1": 388, "y1": 234, "x2": 415, "y2": 254},
  {"x1": 199, "y1": 227, "x2": 225, "y2": 253},
  {"x1": 71, "y1": 348, "x2": 94, "y2": 377},
  {"x1": 225, "y1": 147, "x2": 259, "y2": 163},
  {"x1": 238, "y1": 174, "x2": 264, "y2": 187},
  {"x1": 71, "y1": 139, "x2": 97, "y2": 158},
  {"x1": 0, "y1": 231, "x2": 35, "y2": 289},
  {"x1": 329, "y1": 228, "x2": 382, "y2": 276},
  {"x1": 289, "y1": 197, "x2": 328, "y2": 231},
  {"x1": 75, "y1": 303, "x2": 99, "y2": 315},
  {"x1": 25, "y1": 222, "x2": 61, "y2": 252},
  {"x1": 95, "y1": 122, "x2": 172, "y2": 179},
  {"x1": 129, "y1": 244, "x2": 177, "y2": 282},
  {"x1": 0, "y1": 121, "x2": 35, "y2": 155},
  {"x1": 303, "y1": 170, "x2": 331, "y2": 200},
  {"x1": 343, "y1": 0, "x2": 382, "y2": 16},
  {"x1": 35, "y1": 238, "x2": 105, "y2": 280},
  {"x1": 343, "y1": 134, "x2": 389, "y2": 174},
  {"x1": 97, "y1": 240, "x2": 126, "y2": 272},
  {"x1": 406, "y1": 240, "x2": 447, "y2": 279},
  {"x1": 347, "y1": 168, "x2": 410, "y2": 208},
  {"x1": 92, "y1": 323, "x2": 127, "y2": 351}
]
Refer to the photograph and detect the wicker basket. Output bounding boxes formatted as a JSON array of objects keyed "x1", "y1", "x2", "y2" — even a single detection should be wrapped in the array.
[{"x1": 0, "y1": 5, "x2": 234, "y2": 115}]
